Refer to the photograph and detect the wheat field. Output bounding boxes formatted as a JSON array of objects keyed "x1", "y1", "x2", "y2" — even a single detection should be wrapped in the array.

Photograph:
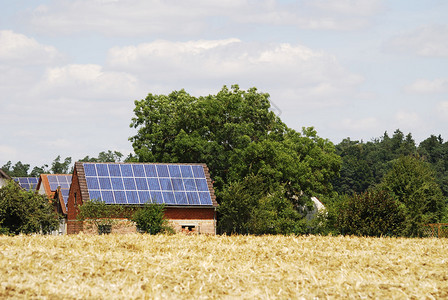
[{"x1": 0, "y1": 234, "x2": 447, "y2": 299}]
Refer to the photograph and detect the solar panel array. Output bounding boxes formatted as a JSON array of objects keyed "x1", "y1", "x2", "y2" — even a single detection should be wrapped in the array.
[
  {"x1": 47, "y1": 175, "x2": 72, "y2": 207},
  {"x1": 83, "y1": 163, "x2": 213, "y2": 206},
  {"x1": 13, "y1": 177, "x2": 38, "y2": 191}
]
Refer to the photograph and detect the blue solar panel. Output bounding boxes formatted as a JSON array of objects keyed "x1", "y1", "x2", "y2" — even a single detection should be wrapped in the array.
[
  {"x1": 126, "y1": 191, "x2": 139, "y2": 204},
  {"x1": 89, "y1": 190, "x2": 101, "y2": 201},
  {"x1": 123, "y1": 178, "x2": 136, "y2": 190},
  {"x1": 156, "y1": 165, "x2": 169, "y2": 177},
  {"x1": 120, "y1": 164, "x2": 133, "y2": 177},
  {"x1": 86, "y1": 177, "x2": 100, "y2": 190},
  {"x1": 83, "y1": 163, "x2": 213, "y2": 206},
  {"x1": 159, "y1": 178, "x2": 172, "y2": 191},
  {"x1": 111, "y1": 177, "x2": 124, "y2": 190},
  {"x1": 144, "y1": 164, "x2": 157, "y2": 177},
  {"x1": 61, "y1": 189, "x2": 70, "y2": 204},
  {"x1": 138, "y1": 191, "x2": 151, "y2": 203},
  {"x1": 109, "y1": 164, "x2": 121, "y2": 176},
  {"x1": 183, "y1": 179, "x2": 196, "y2": 191},
  {"x1": 48, "y1": 175, "x2": 58, "y2": 183},
  {"x1": 180, "y1": 165, "x2": 193, "y2": 178},
  {"x1": 198, "y1": 192, "x2": 212, "y2": 205},
  {"x1": 168, "y1": 165, "x2": 181, "y2": 177},
  {"x1": 84, "y1": 164, "x2": 97, "y2": 176},
  {"x1": 171, "y1": 178, "x2": 184, "y2": 191},
  {"x1": 97, "y1": 164, "x2": 109, "y2": 177},
  {"x1": 147, "y1": 178, "x2": 160, "y2": 190},
  {"x1": 135, "y1": 178, "x2": 148, "y2": 190},
  {"x1": 175, "y1": 192, "x2": 188, "y2": 204},
  {"x1": 132, "y1": 164, "x2": 145, "y2": 177},
  {"x1": 114, "y1": 191, "x2": 127, "y2": 204},
  {"x1": 99, "y1": 177, "x2": 112, "y2": 190},
  {"x1": 187, "y1": 191, "x2": 200, "y2": 205},
  {"x1": 13, "y1": 177, "x2": 39, "y2": 191},
  {"x1": 192, "y1": 165, "x2": 205, "y2": 178},
  {"x1": 195, "y1": 179, "x2": 209, "y2": 191},
  {"x1": 101, "y1": 191, "x2": 115, "y2": 203},
  {"x1": 163, "y1": 191, "x2": 176, "y2": 204},
  {"x1": 150, "y1": 191, "x2": 163, "y2": 204}
]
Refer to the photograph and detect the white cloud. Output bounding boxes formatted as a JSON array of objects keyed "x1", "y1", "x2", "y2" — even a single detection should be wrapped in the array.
[
  {"x1": 385, "y1": 25, "x2": 448, "y2": 57},
  {"x1": 0, "y1": 30, "x2": 62, "y2": 65},
  {"x1": 26, "y1": 0, "x2": 382, "y2": 36},
  {"x1": 437, "y1": 101, "x2": 448, "y2": 119},
  {"x1": 309, "y1": 0, "x2": 383, "y2": 16},
  {"x1": 339, "y1": 117, "x2": 379, "y2": 132},
  {"x1": 0, "y1": 145, "x2": 17, "y2": 162},
  {"x1": 394, "y1": 111, "x2": 422, "y2": 129},
  {"x1": 107, "y1": 39, "x2": 363, "y2": 102},
  {"x1": 405, "y1": 78, "x2": 448, "y2": 94},
  {"x1": 34, "y1": 64, "x2": 144, "y2": 100}
]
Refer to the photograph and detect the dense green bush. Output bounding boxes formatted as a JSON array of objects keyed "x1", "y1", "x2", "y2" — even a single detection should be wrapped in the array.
[
  {"x1": 0, "y1": 180, "x2": 59, "y2": 235},
  {"x1": 379, "y1": 155, "x2": 445, "y2": 237},
  {"x1": 77, "y1": 199, "x2": 124, "y2": 234},
  {"x1": 218, "y1": 174, "x2": 307, "y2": 235},
  {"x1": 132, "y1": 203, "x2": 173, "y2": 234},
  {"x1": 336, "y1": 190, "x2": 405, "y2": 237}
]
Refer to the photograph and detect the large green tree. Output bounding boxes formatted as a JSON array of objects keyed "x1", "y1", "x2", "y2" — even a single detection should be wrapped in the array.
[
  {"x1": 79, "y1": 150, "x2": 124, "y2": 163},
  {"x1": 1, "y1": 161, "x2": 30, "y2": 177},
  {"x1": 418, "y1": 135, "x2": 448, "y2": 197},
  {"x1": 379, "y1": 155, "x2": 445, "y2": 236},
  {"x1": 333, "y1": 130, "x2": 417, "y2": 195},
  {"x1": 335, "y1": 190, "x2": 405, "y2": 237},
  {"x1": 130, "y1": 85, "x2": 341, "y2": 233},
  {"x1": 0, "y1": 180, "x2": 59, "y2": 234}
]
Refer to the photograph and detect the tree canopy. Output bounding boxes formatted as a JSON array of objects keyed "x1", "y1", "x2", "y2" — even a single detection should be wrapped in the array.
[
  {"x1": 379, "y1": 155, "x2": 445, "y2": 236},
  {"x1": 0, "y1": 180, "x2": 59, "y2": 235},
  {"x1": 130, "y1": 85, "x2": 341, "y2": 234}
]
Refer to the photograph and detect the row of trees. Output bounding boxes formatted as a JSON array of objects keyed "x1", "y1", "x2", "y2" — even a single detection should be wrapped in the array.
[
  {"x1": 129, "y1": 85, "x2": 341, "y2": 235},
  {"x1": 333, "y1": 130, "x2": 448, "y2": 197},
  {"x1": 1, "y1": 151, "x2": 124, "y2": 177},
  {"x1": 129, "y1": 85, "x2": 447, "y2": 237},
  {"x1": 2, "y1": 85, "x2": 447, "y2": 237}
]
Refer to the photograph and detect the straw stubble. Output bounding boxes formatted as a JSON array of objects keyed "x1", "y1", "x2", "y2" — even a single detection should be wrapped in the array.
[{"x1": 1, "y1": 234, "x2": 447, "y2": 299}]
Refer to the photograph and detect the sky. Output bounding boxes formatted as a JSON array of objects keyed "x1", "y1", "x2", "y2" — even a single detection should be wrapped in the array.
[{"x1": 1, "y1": 0, "x2": 448, "y2": 169}]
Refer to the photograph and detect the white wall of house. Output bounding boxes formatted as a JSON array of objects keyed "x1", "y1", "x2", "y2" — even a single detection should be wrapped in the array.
[{"x1": 0, "y1": 177, "x2": 7, "y2": 188}]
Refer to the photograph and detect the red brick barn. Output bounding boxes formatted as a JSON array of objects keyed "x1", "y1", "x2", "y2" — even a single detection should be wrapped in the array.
[{"x1": 67, "y1": 162, "x2": 218, "y2": 234}]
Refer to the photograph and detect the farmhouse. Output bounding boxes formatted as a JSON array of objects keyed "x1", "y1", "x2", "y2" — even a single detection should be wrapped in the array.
[{"x1": 67, "y1": 162, "x2": 218, "y2": 235}]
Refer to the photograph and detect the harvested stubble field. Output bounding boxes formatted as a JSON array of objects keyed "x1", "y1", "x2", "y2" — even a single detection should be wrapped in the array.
[{"x1": 0, "y1": 234, "x2": 447, "y2": 299}]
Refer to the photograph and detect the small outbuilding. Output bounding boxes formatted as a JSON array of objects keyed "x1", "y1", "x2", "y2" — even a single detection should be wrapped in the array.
[{"x1": 67, "y1": 162, "x2": 218, "y2": 235}]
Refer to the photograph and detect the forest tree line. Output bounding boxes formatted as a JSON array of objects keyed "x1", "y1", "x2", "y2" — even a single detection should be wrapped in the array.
[{"x1": 2, "y1": 85, "x2": 447, "y2": 237}]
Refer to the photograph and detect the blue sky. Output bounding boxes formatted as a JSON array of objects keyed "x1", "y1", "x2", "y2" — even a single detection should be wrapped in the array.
[{"x1": 1, "y1": 0, "x2": 447, "y2": 168}]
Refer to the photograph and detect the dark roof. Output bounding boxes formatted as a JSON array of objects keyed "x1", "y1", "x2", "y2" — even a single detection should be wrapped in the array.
[
  {"x1": 13, "y1": 177, "x2": 38, "y2": 191},
  {"x1": 37, "y1": 174, "x2": 72, "y2": 211},
  {"x1": 0, "y1": 169, "x2": 11, "y2": 180},
  {"x1": 74, "y1": 162, "x2": 218, "y2": 207}
]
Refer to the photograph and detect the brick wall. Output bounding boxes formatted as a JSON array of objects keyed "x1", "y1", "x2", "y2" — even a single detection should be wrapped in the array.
[
  {"x1": 164, "y1": 207, "x2": 215, "y2": 219},
  {"x1": 66, "y1": 166, "x2": 83, "y2": 234}
]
